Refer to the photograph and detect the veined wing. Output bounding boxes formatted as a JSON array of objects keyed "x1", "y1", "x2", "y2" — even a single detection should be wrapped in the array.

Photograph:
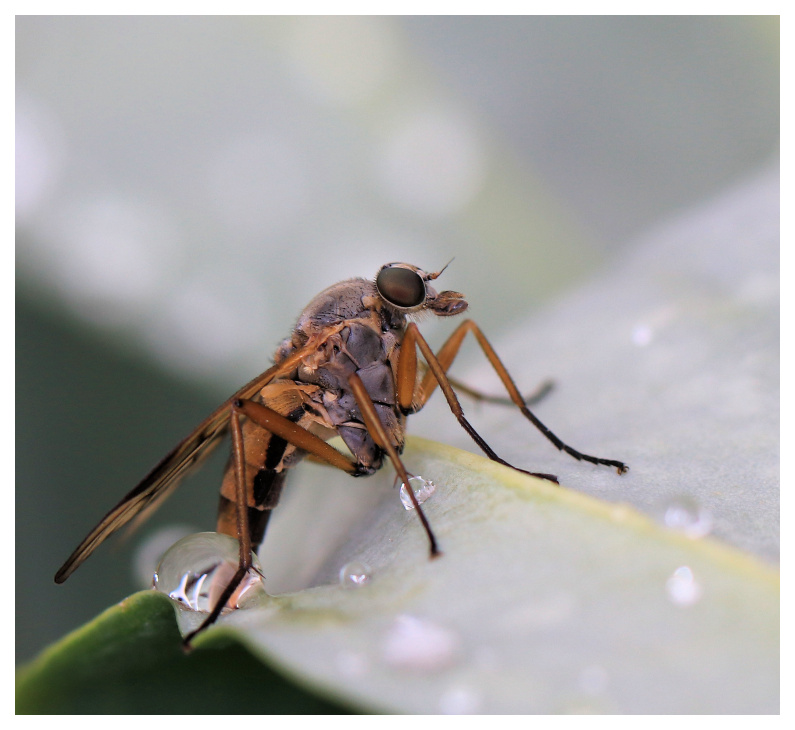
[{"x1": 54, "y1": 349, "x2": 310, "y2": 584}]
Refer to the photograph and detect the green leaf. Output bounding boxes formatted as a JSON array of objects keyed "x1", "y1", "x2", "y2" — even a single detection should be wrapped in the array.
[
  {"x1": 19, "y1": 436, "x2": 778, "y2": 713},
  {"x1": 19, "y1": 166, "x2": 778, "y2": 713},
  {"x1": 203, "y1": 436, "x2": 778, "y2": 714},
  {"x1": 15, "y1": 590, "x2": 352, "y2": 714}
]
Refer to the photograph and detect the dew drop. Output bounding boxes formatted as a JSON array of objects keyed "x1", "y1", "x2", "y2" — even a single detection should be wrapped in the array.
[
  {"x1": 133, "y1": 524, "x2": 195, "y2": 589},
  {"x1": 666, "y1": 565, "x2": 703, "y2": 606},
  {"x1": 661, "y1": 495, "x2": 713, "y2": 538},
  {"x1": 399, "y1": 475, "x2": 436, "y2": 510},
  {"x1": 153, "y1": 532, "x2": 265, "y2": 613},
  {"x1": 339, "y1": 561, "x2": 372, "y2": 588},
  {"x1": 381, "y1": 614, "x2": 459, "y2": 671}
]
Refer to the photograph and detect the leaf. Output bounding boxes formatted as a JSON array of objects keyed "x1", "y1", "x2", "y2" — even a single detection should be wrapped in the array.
[
  {"x1": 198, "y1": 164, "x2": 778, "y2": 714},
  {"x1": 15, "y1": 590, "x2": 353, "y2": 714},
  {"x1": 193, "y1": 436, "x2": 778, "y2": 714},
  {"x1": 20, "y1": 165, "x2": 778, "y2": 713}
]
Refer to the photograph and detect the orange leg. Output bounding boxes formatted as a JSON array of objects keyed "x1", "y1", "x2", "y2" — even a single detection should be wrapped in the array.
[
  {"x1": 398, "y1": 320, "x2": 628, "y2": 477},
  {"x1": 183, "y1": 405, "x2": 252, "y2": 648},
  {"x1": 182, "y1": 397, "x2": 367, "y2": 649},
  {"x1": 347, "y1": 374, "x2": 440, "y2": 557}
]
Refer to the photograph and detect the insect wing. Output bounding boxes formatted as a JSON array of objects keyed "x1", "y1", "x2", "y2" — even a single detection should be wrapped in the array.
[{"x1": 54, "y1": 355, "x2": 305, "y2": 584}]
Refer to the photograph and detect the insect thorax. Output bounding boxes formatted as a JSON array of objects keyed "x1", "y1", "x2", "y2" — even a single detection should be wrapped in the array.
[{"x1": 270, "y1": 278, "x2": 408, "y2": 474}]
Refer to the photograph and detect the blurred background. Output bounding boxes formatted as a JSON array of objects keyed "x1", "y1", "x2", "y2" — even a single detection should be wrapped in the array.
[{"x1": 16, "y1": 16, "x2": 779, "y2": 664}]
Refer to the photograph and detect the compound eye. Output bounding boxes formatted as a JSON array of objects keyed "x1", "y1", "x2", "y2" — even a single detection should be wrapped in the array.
[{"x1": 376, "y1": 266, "x2": 426, "y2": 308}]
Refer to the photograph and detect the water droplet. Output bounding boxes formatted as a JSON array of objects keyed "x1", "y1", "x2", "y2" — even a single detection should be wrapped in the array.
[
  {"x1": 399, "y1": 475, "x2": 436, "y2": 510},
  {"x1": 339, "y1": 561, "x2": 372, "y2": 588},
  {"x1": 153, "y1": 532, "x2": 265, "y2": 613},
  {"x1": 666, "y1": 565, "x2": 702, "y2": 606},
  {"x1": 661, "y1": 495, "x2": 713, "y2": 538},
  {"x1": 438, "y1": 685, "x2": 481, "y2": 714},
  {"x1": 382, "y1": 614, "x2": 459, "y2": 671},
  {"x1": 133, "y1": 524, "x2": 195, "y2": 589}
]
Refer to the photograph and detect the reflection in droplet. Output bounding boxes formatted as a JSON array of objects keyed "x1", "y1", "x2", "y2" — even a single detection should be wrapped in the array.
[
  {"x1": 153, "y1": 532, "x2": 265, "y2": 613},
  {"x1": 662, "y1": 496, "x2": 713, "y2": 538},
  {"x1": 399, "y1": 476, "x2": 436, "y2": 510},
  {"x1": 666, "y1": 565, "x2": 703, "y2": 606},
  {"x1": 381, "y1": 614, "x2": 459, "y2": 671},
  {"x1": 339, "y1": 561, "x2": 372, "y2": 588}
]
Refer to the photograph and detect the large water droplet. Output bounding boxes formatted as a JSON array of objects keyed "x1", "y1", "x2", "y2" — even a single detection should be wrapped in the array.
[
  {"x1": 339, "y1": 561, "x2": 372, "y2": 588},
  {"x1": 381, "y1": 614, "x2": 459, "y2": 671},
  {"x1": 399, "y1": 475, "x2": 436, "y2": 510},
  {"x1": 133, "y1": 524, "x2": 195, "y2": 589},
  {"x1": 661, "y1": 495, "x2": 713, "y2": 538},
  {"x1": 666, "y1": 565, "x2": 702, "y2": 606},
  {"x1": 153, "y1": 532, "x2": 265, "y2": 613}
]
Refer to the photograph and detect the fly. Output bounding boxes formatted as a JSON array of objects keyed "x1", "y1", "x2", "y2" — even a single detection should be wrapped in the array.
[{"x1": 55, "y1": 262, "x2": 628, "y2": 647}]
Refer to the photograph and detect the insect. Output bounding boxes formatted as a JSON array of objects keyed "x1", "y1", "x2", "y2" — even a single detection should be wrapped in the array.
[{"x1": 55, "y1": 262, "x2": 627, "y2": 647}]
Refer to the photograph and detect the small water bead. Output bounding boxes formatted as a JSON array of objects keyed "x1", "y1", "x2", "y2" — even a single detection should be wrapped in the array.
[
  {"x1": 339, "y1": 561, "x2": 372, "y2": 588},
  {"x1": 153, "y1": 532, "x2": 265, "y2": 613},
  {"x1": 381, "y1": 614, "x2": 459, "y2": 671},
  {"x1": 399, "y1": 475, "x2": 436, "y2": 510},
  {"x1": 662, "y1": 495, "x2": 713, "y2": 538},
  {"x1": 666, "y1": 565, "x2": 702, "y2": 606}
]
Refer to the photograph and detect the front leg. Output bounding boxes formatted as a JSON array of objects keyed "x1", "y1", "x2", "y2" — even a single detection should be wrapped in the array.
[
  {"x1": 398, "y1": 320, "x2": 628, "y2": 477},
  {"x1": 347, "y1": 373, "x2": 440, "y2": 557},
  {"x1": 396, "y1": 322, "x2": 560, "y2": 483}
]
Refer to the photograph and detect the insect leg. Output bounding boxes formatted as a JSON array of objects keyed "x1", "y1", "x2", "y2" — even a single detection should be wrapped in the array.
[
  {"x1": 183, "y1": 404, "x2": 253, "y2": 649},
  {"x1": 409, "y1": 320, "x2": 627, "y2": 474},
  {"x1": 418, "y1": 362, "x2": 554, "y2": 408},
  {"x1": 347, "y1": 373, "x2": 440, "y2": 557},
  {"x1": 183, "y1": 397, "x2": 368, "y2": 648},
  {"x1": 231, "y1": 399, "x2": 365, "y2": 475},
  {"x1": 397, "y1": 322, "x2": 559, "y2": 482}
]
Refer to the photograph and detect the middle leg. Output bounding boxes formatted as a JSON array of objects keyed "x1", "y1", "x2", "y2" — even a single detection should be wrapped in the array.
[{"x1": 396, "y1": 322, "x2": 560, "y2": 482}]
